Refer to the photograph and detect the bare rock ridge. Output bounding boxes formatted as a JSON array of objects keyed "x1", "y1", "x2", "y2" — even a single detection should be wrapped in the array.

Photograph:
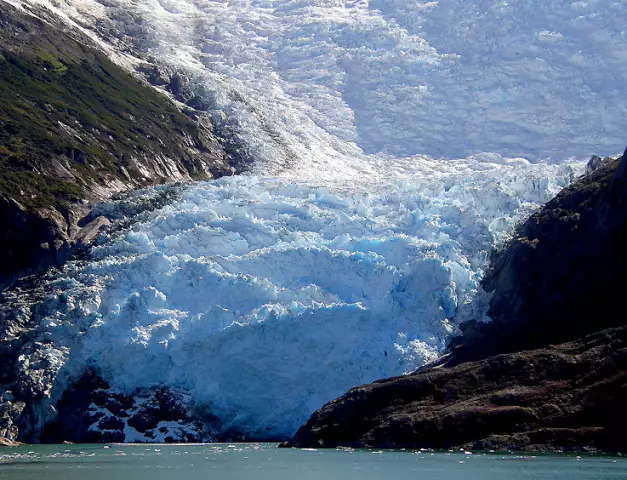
[
  {"x1": 0, "y1": 0, "x2": 239, "y2": 287},
  {"x1": 289, "y1": 148, "x2": 627, "y2": 452}
]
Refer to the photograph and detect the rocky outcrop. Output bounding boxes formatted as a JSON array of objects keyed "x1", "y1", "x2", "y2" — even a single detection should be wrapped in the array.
[
  {"x1": 289, "y1": 148, "x2": 627, "y2": 451},
  {"x1": 1, "y1": 369, "x2": 215, "y2": 444},
  {"x1": 0, "y1": 0, "x2": 239, "y2": 286},
  {"x1": 290, "y1": 326, "x2": 627, "y2": 451},
  {"x1": 0, "y1": 436, "x2": 21, "y2": 447},
  {"x1": 40, "y1": 370, "x2": 215, "y2": 443},
  {"x1": 448, "y1": 148, "x2": 627, "y2": 364}
]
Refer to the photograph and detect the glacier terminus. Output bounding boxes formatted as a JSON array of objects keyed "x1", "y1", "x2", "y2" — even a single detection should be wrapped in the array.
[{"x1": 2, "y1": 0, "x2": 626, "y2": 442}]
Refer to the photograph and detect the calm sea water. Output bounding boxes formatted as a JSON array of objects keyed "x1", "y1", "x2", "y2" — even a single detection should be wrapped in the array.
[{"x1": 0, "y1": 444, "x2": 625, "y2": 480}]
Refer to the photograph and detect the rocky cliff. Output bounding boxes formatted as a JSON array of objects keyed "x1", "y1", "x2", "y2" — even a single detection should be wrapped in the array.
[
  {"x1": 451, "y1": 149, "x2": 627, "y2": 363},
  {"x1": 0, "y1": 0, "x2": 238, "y2": 287},
  {"x1": 289, "y1": 148, "x2": 627, "y2": 452}
]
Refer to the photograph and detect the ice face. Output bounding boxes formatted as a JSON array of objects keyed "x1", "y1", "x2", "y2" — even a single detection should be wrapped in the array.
[
  {"x1": 11, "y1": 0, "x2": 625, "y2": 439},
  {"x1": 38, "y1": 161, "x2": 576, "y2": 438}
]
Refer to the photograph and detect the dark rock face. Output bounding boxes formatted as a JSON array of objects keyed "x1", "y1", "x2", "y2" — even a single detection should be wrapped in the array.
[
  {"x1": 291, "y1": 326, "x2": 627, "y2": 451},
  {"x1": 290, "y1": 150, "x2": 627, "y2": 451},
  {"x1": 0, "y1": 1, "x2": 239, "y2": 286},
  {"x1": 40, "y1": 370, "x2": 214, "y2": 443},
  {"x1": 0, "y1": 196, "x2": 72, "y2": 289},
  {"x1": 452, "y1": 149, "x2": 627, "y2": 364}
]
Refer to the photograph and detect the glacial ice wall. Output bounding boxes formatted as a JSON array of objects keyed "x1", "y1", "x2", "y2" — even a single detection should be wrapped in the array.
[
  {"x1": 8, "y1": 0, "x2": 625, "y2": 439},
  {"x1": 33, "y1": 160, "x2": 576, "y2": 438}
]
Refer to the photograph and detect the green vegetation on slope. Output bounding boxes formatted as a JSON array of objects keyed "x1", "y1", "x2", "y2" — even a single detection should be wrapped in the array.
[
  {"x1": 0, "y1": 0, "x2": 231, "y2": 212},
  {"x1": 0, "y1": 45, "x2": 202, "y2": 208},
  {"x1": 0, "y1": 1, "x2": 230, "y2": 282}
]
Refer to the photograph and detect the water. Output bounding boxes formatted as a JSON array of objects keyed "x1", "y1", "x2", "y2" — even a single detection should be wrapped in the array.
[{"x1": 0, "y1": 444, "x2": 625, "y2": 479}]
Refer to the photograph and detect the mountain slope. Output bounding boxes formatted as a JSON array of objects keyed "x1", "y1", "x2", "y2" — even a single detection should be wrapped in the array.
[{"x1": 0, "y1": 0, "x2": 235, "y2": 286}]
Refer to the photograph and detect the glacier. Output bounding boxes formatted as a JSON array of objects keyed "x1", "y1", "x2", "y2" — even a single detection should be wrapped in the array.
[
  {"x1": 6, "y1": 0, "x2": 627, "y2": 439},
  {"x1": 11, "y1": 163, "x2": 578, "y2": 439}
]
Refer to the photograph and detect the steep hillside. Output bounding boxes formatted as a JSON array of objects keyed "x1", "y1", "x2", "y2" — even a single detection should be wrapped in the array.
[
  {"x1": 0, "y1": 0, "x2": 235, "y2": 285},
  {"x1": 451, "y1": 149, "x2": 627, "y2": 363},
  {"x1": 289, "y1": 149, "x2": 627, "y2": 452}
]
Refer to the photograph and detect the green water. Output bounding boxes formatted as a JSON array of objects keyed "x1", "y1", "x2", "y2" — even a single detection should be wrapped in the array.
[{"x1": 0, "y1": 444, "x2": 625, "y2": 479}]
